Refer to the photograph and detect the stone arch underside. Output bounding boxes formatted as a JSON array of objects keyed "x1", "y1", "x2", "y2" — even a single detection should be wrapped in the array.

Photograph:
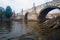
[
  {"x1": 38, "y1": 6, "x2": 60, "y2": 23},
  {"x1": 24, "y1": 12, "x2": 29, "y2": 23}
]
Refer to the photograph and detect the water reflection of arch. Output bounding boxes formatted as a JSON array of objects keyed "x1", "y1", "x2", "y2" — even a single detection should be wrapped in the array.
[
  {"x1": 0, "y1": 21, "x2": 12, "y2": 33},
  {"x1": 5, "y1": 21, "x2": 12, "y2": 32},
  {"x1": 24, "y1": 12, "x2": 29, "y2": 24},
  {"x1": 38, "y1": 6, "x2": 60, "y2": 23}
]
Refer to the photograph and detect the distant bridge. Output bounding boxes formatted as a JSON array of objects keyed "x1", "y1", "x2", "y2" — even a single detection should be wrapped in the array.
[{"x1": 18, "y1": 1, "x2": 60, "y2": 23}]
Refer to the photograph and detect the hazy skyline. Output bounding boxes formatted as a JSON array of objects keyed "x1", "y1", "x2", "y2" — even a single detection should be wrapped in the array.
[{"x1": 0, "y1": 0, "x2": 52, "y2": 13}]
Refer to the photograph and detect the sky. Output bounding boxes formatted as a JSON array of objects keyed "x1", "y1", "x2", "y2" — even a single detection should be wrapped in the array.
[
  {"x1": 49, "y1": 9, "x2": 60, "y2": 14},
  {"x1": 0, "y1": 0, "x2": 53, "y2": 13}
]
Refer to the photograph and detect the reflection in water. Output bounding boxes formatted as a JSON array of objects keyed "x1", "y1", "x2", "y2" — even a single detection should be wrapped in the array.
[
  {"x1": 5, "y1": 21, "x2": 12, "y2": 32},
  {"x1": 0, "y1": 21, "x2": 32, "y2": 40},
  {"x1": 0, "y1": 21, "x2": 12, "y2": 34}
]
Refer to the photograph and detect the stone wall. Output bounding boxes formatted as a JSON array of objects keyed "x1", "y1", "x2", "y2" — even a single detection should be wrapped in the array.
[
  {"x1": 18, "y1": 1, "x2": 60, "y2": 21},
  {"x1": 27, "y1": 13, "x2": 38, "y2": 21}
]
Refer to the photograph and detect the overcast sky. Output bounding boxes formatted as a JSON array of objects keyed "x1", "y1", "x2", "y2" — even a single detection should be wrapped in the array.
[{"x1": 0, "y1": 0, "x2": 53, "y2": 13}]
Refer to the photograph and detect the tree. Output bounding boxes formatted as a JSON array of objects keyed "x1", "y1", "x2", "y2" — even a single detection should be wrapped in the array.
[
  {"x1": 5, "y1": 6, "x2": 12, "y2": 19},
  {"x1": 0, "y1": 7, "x2": 5, "y2": 20}
]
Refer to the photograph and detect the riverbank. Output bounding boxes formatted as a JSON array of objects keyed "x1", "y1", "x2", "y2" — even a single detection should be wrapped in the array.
[{"x1": 19, "y1": 16, "x2": 60, "y2": 40}]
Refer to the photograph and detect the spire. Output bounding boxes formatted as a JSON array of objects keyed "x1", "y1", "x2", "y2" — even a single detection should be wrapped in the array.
[
  {"x1": 33, "y1": 3, "x2": 35, "y2": 8},
  {"x1": 33, "y1": 3, "x2": 36, "y2": 14},
  {"x1": 21, "y1": 9, "x2": 23, "y2": 15}
]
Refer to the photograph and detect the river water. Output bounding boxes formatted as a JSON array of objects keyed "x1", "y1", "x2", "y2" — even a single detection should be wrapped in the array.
[
  {"x1": 0, "y1": 21, "x2": 32, "y2": 40},
  {"x1": 0, "y1": 20, "x2": 60, "y2": 40}
]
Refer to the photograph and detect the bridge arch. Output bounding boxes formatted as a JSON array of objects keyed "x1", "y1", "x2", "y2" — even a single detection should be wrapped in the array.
[
  {"x1": 38, "y1": 6, "x2": 60, "y2": 23},
  {"x1": 24, "y1": 12, "x2": 29, "y2": 23}
]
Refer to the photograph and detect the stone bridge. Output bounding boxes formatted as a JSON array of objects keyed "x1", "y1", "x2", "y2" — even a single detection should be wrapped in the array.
[{"x1": 19, "y1": 0, "x2": 60, "y2": 23}]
